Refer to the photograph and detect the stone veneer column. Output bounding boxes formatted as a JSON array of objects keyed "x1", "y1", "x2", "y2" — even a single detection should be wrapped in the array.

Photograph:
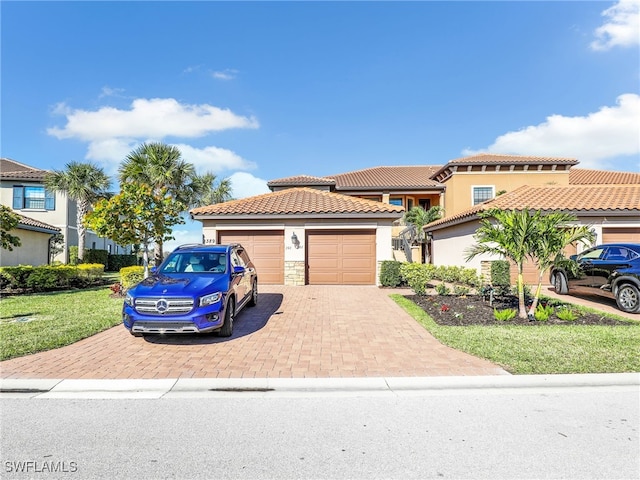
[{"x1": 284, "y1": 261, "x2": 305, "y2": 286}]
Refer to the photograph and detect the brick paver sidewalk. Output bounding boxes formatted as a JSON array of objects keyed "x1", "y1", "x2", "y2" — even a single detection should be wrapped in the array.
[{"x1": 0, "y1": 286, "x2": 507, "y2": 379}]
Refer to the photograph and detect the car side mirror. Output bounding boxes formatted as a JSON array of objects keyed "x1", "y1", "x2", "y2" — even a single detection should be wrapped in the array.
[
  {"x1": 150, "y1": 266, "x2": 157, "y2": 274},
  {"x1": 232, "y1": 265, "x2": 245, "y2": 276}
]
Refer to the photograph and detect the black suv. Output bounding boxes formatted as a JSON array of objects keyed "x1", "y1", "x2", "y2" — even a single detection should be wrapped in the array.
[
  {"x1": 549, "y1": 243, "x2": 640, "y2": 314},
  {"x1": 123, "y1": 244, "x2": 258, "y2": 336}
]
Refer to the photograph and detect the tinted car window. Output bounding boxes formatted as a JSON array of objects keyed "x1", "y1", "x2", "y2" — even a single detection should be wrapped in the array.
[{"x1": 580, "y1": 247, "x2": 605, "y2": 260}]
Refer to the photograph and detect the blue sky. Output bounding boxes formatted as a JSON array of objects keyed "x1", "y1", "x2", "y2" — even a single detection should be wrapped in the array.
[{"x1": 2, "y1": 1, "x2": 639, "y2": 247}]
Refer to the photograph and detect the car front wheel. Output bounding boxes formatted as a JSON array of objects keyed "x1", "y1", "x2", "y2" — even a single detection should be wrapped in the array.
[
  {"x1": 615, "y1": 284, "x2": 640, "y2": 313},
  {"x1": 248, "y1": 281, "x2": 258, "y2": 307},
  {"x1": 218, "y1": 299, "x2": 235, "y2": 337},
  {"x1": 554, "y1": 272, "x2": 569, "y2": 295}
]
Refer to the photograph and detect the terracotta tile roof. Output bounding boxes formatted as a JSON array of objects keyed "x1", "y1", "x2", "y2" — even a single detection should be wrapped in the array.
[
  {"x1": 425, "y1": 184, "x2": 640, "y2": 231},
  {"x1": 431, "y1": 153, "x2": 578, "y2": 183},
  {"x1": 191, "y1": 187, "x2": 405, "y2": 217},
  {"x1": 329, "y1": 166, "x2": 443, "y2": 190},
  {"x1": 267, "y1": 175, "x2": 336, "y2": 187},
  {"x1": 447, "y1": 153, "x2": 578, "y2": 166},
  {"x1": 0, "y1": 158, "x2": 48, "y2": 181},
  {"x1": 17, "y1": 214, "x2": 60, "y2": 233},
  {"x1": 569, "y1": 168, "x2": 640, "y2": 185}
]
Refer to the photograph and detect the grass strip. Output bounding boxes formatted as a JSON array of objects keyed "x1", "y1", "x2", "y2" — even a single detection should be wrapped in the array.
[
  {"x1": 391, "y1": 294, "x2": 640, "y2": 374},
  {"x1": 0, "y1": 287, "x2": 123, "y2": 361}
]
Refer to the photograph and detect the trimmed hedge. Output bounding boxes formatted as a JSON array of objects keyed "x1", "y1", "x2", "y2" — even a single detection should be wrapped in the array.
[
  {"x1": 0, "y1": 264, "x2": 105, "y2": 292},
  {"x1": 490, "y1": 260, "x2": 511, "y2": 296},
  {"x1": 398, "y1": 263, "x2": 481, "y2": 295},
  {"x1": 379, "y1": 260, "x2": 404, "y2": 287},
  {"x1": 120, "y1": 266, "x2": 145, "y2": 289},
  {"x1": 107, "y1": 254, "x2": 137, "y2": 272}
]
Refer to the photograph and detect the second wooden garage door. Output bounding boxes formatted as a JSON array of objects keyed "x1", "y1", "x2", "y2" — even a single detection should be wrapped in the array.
[
  {"x1": 603, "y1": 227, "x2": 640, "y2": 243},
  {"x1": 218, "y1": 230, "x2": 284, "y2": 284},
  {"x1": 306, "y1": 230, "x2": 376, "y2": 285}
]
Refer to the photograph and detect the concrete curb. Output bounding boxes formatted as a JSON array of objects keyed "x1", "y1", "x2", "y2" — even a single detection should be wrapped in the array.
[{"x1": 1, "y1": 373, "x2": 638, "y2": 398}]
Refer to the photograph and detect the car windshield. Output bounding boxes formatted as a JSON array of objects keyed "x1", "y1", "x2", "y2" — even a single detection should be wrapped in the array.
[{"x1": 159, "y1": 252, "x2": 227, "y2": 274}]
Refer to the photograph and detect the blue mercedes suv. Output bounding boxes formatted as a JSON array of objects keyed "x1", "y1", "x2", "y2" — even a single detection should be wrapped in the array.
[{"x1": 123, "y1": 244, "x2": 258, "y2": 336}]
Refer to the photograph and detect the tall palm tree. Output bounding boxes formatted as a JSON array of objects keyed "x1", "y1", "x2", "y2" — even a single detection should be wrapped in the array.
[
  {"x1": 44, "y1": 162, "x2": 111, "y2": 262},
  {"x1": 119, "y1": 142, "x2": 194, "y2": 264},
  {"x1": 465, "y1": 208, "x2": 541, "y2": 319},
  {"x1": 119, "y1": 142, "x2": 232, "y2": 263}
]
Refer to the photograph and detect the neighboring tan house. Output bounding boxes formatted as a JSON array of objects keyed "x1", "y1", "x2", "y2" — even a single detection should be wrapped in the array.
[
  {"x1": 1, "y1": 214, "x2": 60, "y2": 266},
  {"x1": 190, "y1": 187, "x2": 404, "y2": 285},
  {"x1": 0, "y1": 158, "x2": 129, "y2": 264},
  {"x1": 424, "y1": 181, "x2": 640, "y2": 285}
]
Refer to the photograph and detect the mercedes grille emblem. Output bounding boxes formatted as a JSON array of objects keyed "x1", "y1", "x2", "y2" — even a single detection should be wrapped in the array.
[{"x1": 156, "y1": 299, "x2": 169, "y2": 314}]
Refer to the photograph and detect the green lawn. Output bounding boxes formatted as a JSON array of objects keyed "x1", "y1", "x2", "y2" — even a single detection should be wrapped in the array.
[
  {"x1": 391, "y1": 294, "x2": 640, "y2": 374},
  {"x1": 0, "y1": 287, "x2": 123, "y2": 361}
]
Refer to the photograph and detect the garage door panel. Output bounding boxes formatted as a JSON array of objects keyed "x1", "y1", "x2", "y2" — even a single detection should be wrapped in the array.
[
  {"x1": 307, "y1": 230, "x2": 376, "y2": 285},
  {"x1": 218, "y1": 230, "x2": 284, "y2": 285},
  {"x1": 603, "y1": 228, "x2": 640, "y2": 243}
]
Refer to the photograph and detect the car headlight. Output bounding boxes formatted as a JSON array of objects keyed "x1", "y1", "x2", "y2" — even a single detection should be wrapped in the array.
[
  {"x1": 200, "y1": 292, "x2": 222, "y2": 307},
  {"x1": 124, "y1": 293, "x2": 134, "y2": 306}
]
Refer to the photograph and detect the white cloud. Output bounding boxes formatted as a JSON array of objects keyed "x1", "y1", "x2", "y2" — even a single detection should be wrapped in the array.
[
  {"x1": 99, "y1": 86, "x2": 126, "y2": 99},
  {"x1": 591, "y1": 0, "x2": 640, "y2": 51},
  {"x1": 48, "y1": 97, "x2": 259, "y2": 141},
  {"x1": 464, "y1": 93, "x2": 640, "y2": 169},
  {"x1": 212, "y1": 69, "x2": 238, "y2": 81},
  {"x1": 229, "y1": 172, "x2": 270, "y2": 199},
  {"x1": 174, "y1": 144, "x2": 256, "y2": 173},
  {"x1": 47, "y1": 97, "x2": 260, "y2": 170}
]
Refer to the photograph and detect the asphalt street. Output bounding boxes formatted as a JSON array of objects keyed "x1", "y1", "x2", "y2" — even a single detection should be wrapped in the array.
[{"x1": 1, "y1": 377, "x2": 638, "y2": 480}]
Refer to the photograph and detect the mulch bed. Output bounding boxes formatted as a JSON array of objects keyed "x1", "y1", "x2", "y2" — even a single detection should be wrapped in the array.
[{"x1": 407, "y1": 294, "x2": 632, "y2": 326}]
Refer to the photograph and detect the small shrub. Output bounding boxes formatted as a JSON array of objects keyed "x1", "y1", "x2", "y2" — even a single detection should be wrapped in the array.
[
  {"x1": 120, "y1": 266, "x2": 145, "y2": 289},
  {"x1": 69, "y1": 246, "x2": 80, "y2": 265},
  {"x1": 494, "y1": 308, "x2": 516, "y2": 322},
  {"x1": 379, "y1": 260, "x2": 404, "y2": 287},
  {"x1": 453, "y1": 285, "x2": 470, "y2": 297},
  {"x1": 434, "y1": 283, "x2": 451, "y2": 296},
  {"x1": 556, "y1": 306, "x2": 579, "y2": 322},
  {"x1": 400, "y1": 263, "x2": 433, "y2": 295},
  {"x1": 534, "y1": 304, "x2": 555, "y2": 322},
  {"x1": 491, "y1": 260, "x2": 511, "y2": 296}
]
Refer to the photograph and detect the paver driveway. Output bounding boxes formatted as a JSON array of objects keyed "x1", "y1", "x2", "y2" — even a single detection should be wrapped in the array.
[{"x1": 0, "y1": 286, "x2": 506, "y2": 379}]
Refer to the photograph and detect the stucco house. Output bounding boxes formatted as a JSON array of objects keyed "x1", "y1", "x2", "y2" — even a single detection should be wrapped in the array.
[
  {"x1": 0, "y1": 158, "x2": 129, "y2": 265},
  {"x1": 191, "y1": 187, "x2": 404, "y2": 285},
  {"x1": 191, "y1": 153, "x2": 639, "y2": 286},
  {"x1": 1, "y1": 214, "x2": 61, "y2": 267}
]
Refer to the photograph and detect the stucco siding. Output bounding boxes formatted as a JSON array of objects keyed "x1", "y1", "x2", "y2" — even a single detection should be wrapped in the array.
[{"x1": 0, "y1": 228, "x2": 51, "y2": 266}]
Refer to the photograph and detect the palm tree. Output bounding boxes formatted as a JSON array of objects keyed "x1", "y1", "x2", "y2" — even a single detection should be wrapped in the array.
[
  {"x1": 188, "y1": 172, "x2": 233, "y2": 207},
  {"x1": 528, "y1": 213, "x2": 595, "y2": 317},
  {"x1": 119, "y1": 142, "x2": 232, "y2": 263},
  {"x1": 44, "y1": 162, "x2": 111, "y2": 262},
  {"x1": 403, "y1": 206, "x2": 444, "y2": 242},
  {"x1": 465, "y1": 208, "x2": 541, "y2": 319}
]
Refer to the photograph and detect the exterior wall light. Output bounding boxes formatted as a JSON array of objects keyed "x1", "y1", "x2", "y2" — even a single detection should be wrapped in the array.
[{"x1": 291, "y1": 232, "x2": 301, "y2": 249}]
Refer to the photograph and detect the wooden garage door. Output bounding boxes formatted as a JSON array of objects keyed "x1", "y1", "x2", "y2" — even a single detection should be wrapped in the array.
[
  {"x1": 306, "y1": 230, "x2": 376, "y2": 285},
  {"x1": 218, "y1": 230, "x2": 284, "y2": 284},
  {"x1": 603, "y1": 227, "x2": 640, "y2": 244}
]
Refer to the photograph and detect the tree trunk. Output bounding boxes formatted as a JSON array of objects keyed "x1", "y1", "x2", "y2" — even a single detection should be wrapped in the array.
[
  {"x1": 154, "y1": 240, "x2": 163, "y2": 267},
  {"x1": 517, "y1": 270, "x2": 527, "y2": 319},
  {"x1": 77, "y1": 201, "x2": 89, "y2": 262}
]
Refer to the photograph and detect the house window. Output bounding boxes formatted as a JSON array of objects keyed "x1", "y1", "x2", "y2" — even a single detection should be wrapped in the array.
[
  {"x1": 13, "y1": 186, "x2": 55, "y2": 210},
  {"x1": 389, "y1": 198, "x2": 403, "y2": 207},
  {"x1": 472, "y1": 186, "x2": 495, "y2": 205},
  {"x1": 407, "y1": 199, "x2": 414, "y2": 210}
]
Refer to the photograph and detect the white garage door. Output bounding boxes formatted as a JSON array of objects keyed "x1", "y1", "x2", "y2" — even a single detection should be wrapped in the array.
[
  {"x1": 218, "y1": 230, "x2": 284, "y2": 284},
  {"x1": 306, "y1": 230, "x2": 376, "y2": 285}
]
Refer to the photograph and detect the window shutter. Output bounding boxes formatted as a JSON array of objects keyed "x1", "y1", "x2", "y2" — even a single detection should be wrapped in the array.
[
  {"x1": 13, "y1": 186, "x2": 23, "y2": 209},
  {"x1": 45, "y1": 190, "x2": 55, "y2": 210}
]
